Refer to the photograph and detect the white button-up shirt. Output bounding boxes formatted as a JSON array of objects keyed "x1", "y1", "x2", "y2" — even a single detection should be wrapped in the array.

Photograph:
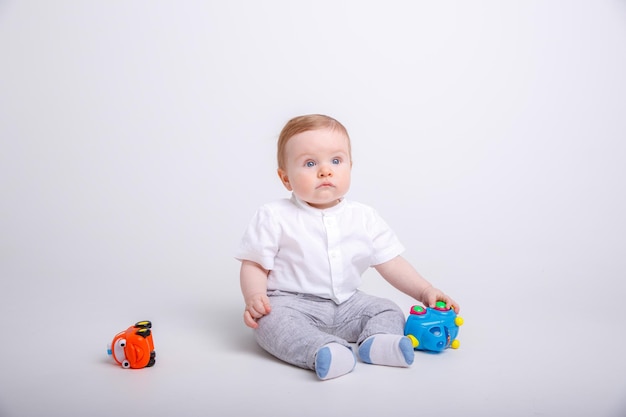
[{"x1": 235, "y1": 194, "x2": 405, "y2": 304}]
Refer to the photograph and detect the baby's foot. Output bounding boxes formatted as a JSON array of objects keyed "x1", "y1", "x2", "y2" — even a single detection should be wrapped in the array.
[
  {"x1": 358, "y1": 334, "x2": 414, "y2": 367},
  {"x1": 315, "y1": 342, "x2": 356, "y2": 380}
]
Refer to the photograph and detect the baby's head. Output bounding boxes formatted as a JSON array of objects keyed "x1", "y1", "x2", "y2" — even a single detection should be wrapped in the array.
[
  {"x1": 276, "y1": 114, "x2": 353, "y2": 209},
  {"x1": 277, "y1": 114, "x2": 351, "y2": 171}
]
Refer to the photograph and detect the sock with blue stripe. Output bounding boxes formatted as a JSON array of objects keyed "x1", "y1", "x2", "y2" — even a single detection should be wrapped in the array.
[
  {"x1": 315, "y1": 342, "x2": 356, "y2": 380},
  {"x1": 358, "y1": 334, "x2": 414, "y2": 367}
]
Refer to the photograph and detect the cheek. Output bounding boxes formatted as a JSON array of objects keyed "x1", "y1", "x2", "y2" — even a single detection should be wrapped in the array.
[
  {"x1": 291, "y1": 171, "x2": 314, "y2": 187},
  {"x1": 338, "y1": 167, "x2": 351, "y2": 183}
]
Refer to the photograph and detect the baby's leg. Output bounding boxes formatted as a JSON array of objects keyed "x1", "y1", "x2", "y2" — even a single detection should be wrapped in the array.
[
  {"x1": 336, "y1": 291, "x2": 414, "y2": 367},
  {"x1": 314, "y1": 342, "x2": 356, "y2": 380},
  {"x1": 358, "y1": 334, "x2": 414, "y2": 367},
  {"x1": 254, "y1": 293, "x2": 355, "y2": 379}
]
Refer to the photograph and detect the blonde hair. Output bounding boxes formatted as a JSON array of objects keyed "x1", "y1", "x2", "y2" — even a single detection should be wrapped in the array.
[{"x1": 277, "y1": 114, "x2": 351, "y2": 170}]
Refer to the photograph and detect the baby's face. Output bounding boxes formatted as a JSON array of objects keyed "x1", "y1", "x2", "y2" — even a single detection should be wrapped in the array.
[{"x1": 278, "y1": 128, "x2": 352, "y2": 209}]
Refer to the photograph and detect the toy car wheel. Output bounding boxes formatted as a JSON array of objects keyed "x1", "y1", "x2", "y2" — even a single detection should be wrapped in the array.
[
  {"x1": 122, "y1": 360, "x2": 131, "y2": 369},
  {"x1": 147, "y1": 351, "x2": 156, "y2": 367},
  {"x1": 134, "y1": 321, "x2": 152, "y2": 329},
  {"x1": 407, "y1": 334, "x2": 419, "y2": 348},
  {"x1": 135, "y1": 328, "x2": 151, "y2": 337}
]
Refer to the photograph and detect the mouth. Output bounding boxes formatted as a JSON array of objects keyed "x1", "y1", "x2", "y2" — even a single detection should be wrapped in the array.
[{"x1": 317, "y1": 182, "x2": 334, "y2": 189}]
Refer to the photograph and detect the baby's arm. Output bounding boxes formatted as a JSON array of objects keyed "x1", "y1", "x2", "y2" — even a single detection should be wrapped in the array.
[
  {"x1": 374, "y1": 256, "x2": 460, "y2": 313},
  {"x1": 240, "y1": 260, "x2": 272, "y2": 329}
]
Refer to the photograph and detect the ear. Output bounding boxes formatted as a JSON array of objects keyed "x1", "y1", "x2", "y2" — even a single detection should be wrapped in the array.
[{"x1": 277, "y1": 168, "x2": 292, "y2": 191}]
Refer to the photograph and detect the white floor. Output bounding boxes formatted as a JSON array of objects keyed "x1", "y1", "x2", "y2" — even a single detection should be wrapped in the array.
[{"x1": 0, "y1": 261, "x2": 624, "y2": 417}]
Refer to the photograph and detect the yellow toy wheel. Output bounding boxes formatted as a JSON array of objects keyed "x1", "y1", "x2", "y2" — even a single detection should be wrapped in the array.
[
  {"x1": 407, "y1": 334, "x2": 419, "y2": 348},
  {"x1": 451, "y1": 339, "x2": 460, "y2": 349},
  {"x1": 135, "y1": 328, "x2": 151, "y2": 337}
]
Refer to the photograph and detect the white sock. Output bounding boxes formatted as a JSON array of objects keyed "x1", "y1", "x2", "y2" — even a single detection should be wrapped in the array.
[
  {"x1": 358, "y1": 334, "x2": 414, "y2": 367},
  {"x1": 314, "y1": 342, "x2": 356, "y2": 380}
]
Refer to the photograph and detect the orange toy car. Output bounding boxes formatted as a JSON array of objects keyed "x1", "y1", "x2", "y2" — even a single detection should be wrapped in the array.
[{"x1": 107, "y1": 320, "x2": 156, "y2": 369}]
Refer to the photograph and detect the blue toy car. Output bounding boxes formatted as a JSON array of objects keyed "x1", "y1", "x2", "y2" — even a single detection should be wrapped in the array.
[{"x1": 404, "y1": 301, "x2": 464, "y2": 352}]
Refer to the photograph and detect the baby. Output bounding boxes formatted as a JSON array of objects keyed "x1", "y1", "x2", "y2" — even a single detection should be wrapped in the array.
[{"x1": 236, "y1": 114, "x2": 459, "y2": 380}]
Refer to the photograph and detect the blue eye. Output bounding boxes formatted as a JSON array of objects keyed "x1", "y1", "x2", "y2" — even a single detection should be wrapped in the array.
[
  {"x1": 305, "y1": 161, "x2": 316, "y2": 167},
  {"x1": 332, "y1": 158, "x2": 340, "y2": 165}
]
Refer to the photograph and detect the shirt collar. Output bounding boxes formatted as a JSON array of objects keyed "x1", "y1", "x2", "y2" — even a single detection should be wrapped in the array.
[{"x1": 290, "y1": 193, "x2": 346, "y2": 216}]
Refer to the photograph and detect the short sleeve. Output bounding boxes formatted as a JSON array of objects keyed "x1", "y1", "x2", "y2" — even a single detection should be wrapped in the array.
[
  {"x1": 368, "y1": 209, "x2": 405, "y2": 266},
  {"x1": 234, "y1": 205, "x2": 280, "y2": 271}
]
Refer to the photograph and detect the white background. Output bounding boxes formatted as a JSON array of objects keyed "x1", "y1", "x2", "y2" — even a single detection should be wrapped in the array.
[{"x1": 1, "y1": 1, "x2": 625, "y2": 416}]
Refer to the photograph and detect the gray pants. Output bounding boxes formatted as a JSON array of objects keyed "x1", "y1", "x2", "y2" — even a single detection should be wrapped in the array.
[{"x1": 254, "y1": 290, "x2": 406, "y2": 370}]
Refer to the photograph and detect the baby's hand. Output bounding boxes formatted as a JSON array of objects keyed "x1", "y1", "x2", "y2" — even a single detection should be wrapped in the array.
[
  {"x1": 422, "y1": 286, "x2": 460, "y2": 313},
  {"x1": 243, "y1": 293, "x2": 272, "y2": 329}
]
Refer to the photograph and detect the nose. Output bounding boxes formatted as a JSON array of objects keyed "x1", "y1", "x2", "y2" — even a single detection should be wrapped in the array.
[{"x1": 318, "y1": 165, "x2": 333, "y2": 178}]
